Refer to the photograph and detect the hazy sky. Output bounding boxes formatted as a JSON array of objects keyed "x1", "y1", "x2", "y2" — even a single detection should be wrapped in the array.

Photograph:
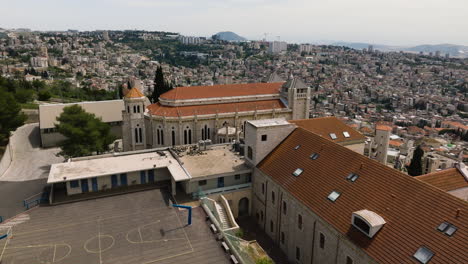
[{"x1": 1, "y1": 0, "x2": 467, "y2": 46}]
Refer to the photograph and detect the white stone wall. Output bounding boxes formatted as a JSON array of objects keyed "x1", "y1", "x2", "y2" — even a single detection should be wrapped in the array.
[
  {"x1": 244, "y1": 121, "x2": 295, "y2": 166},
  {"x1": 345, "y1": 142, "x2": 365, "y2": 155},
  {"x1": 252, "y1": 168, "x2": 377, "y2": 264},
  {"x1": 148, "y1": 111, "x2": 292, "y2": 148}
]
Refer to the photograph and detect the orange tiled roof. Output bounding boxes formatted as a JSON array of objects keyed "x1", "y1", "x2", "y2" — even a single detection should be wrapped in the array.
[
  {"x1": 290, "y1": 117, "x2": 366, "y2": 144},
  {"x1": 359, "y1": 126, "x2": 373, "y2": 134},
  {"x1": 258, "y1": 128, "x2": 467, "y2": 264},
  {"x1": 416, "y1": 168, "x2": 468, "y2": 192},
  {"x1": 160, "y1": 82, "x2": 283, "y2": 100},
  {"x1": 147, "y1": 99, "x2": 286, "y2": 117},
  {"x1": 389, "y1": 140, "x2": 404, "y2": 147},
  {"x1": 125, "y1": 87, "x2": 145, "y2": 98},
  {"x1": 376, "y1": 125, "x2": 392, "y2": 131}
]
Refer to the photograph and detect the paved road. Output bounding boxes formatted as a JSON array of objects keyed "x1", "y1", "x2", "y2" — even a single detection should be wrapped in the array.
[
  {"x1": 0, "y1": 123, "x2": 63, "y2": 181},
  {"x1": 0, "y1": 179, "x2": 48, "y2": 221}
]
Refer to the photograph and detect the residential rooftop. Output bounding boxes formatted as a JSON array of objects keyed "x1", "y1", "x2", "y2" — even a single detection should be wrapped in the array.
[
  {"x1": 258, "y1": 127, "x2": 468, "y2": 264},
  {"x1": 178, "y1": 144, "x2": 250, "y2": 179},
  {"x1": 39, "y1": 100, "x2": 124, "y2": 129},
  {"x1": 290, "y1": 117, "x2": 366, "y2": 144},
  {"x1": 48, "y1": 150, "x2": 190, "y2": 184}
]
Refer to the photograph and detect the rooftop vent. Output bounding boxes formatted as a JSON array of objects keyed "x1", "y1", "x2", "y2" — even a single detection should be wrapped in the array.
[
  {"x1": 346, "y1": 173, "x2": 359, "y2": 182},
  {"x1": 413, "y1": 246, "x2": 434, "y2": 264},
  {"x1": 351, "y1": 210, "x2": 386, "y2": 238},
  {"x1": 292, "y1": 168, "x2": 303, "y2": 177},
  {"x1": 310, "y1": 153, "x2": 320, "y2": 160},
  {"x1": 343, "y1": 131, "x2": 351, "y2": 138},
  {"x1": 329, "y1": 133, "x2": 337, "y2": 140},
  {"x1": 327, "y1": 191, "x2": 340, "y2": 202}
]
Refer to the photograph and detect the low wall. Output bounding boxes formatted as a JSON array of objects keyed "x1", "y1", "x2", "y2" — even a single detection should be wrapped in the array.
[{"x1": 0, "y1": 143, "x2": 12, "y2": 178}]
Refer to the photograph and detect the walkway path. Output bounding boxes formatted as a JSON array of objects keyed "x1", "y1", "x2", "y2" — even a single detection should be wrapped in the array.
[{"x1": 0, "y1": 123, "x2": 62, "y2": 181}]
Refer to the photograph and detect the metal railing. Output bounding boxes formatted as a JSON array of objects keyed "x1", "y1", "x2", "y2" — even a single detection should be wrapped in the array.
[
  {"x1": 193, "y1": 183, "x2": 251, "y2": 199},
  {"x1": 23, "y1": 192, "x2": 49, "y2": 209},
  {"x1": 200, "y1": 196, "x2": 256, "y2": 264}
]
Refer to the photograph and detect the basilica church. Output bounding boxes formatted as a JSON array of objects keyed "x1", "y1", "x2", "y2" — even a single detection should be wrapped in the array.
[{"x1": 121, "y1": 75, "x2": 311, "y2": 151}]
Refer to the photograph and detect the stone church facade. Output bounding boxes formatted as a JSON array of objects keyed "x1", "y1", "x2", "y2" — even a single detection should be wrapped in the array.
[{"x1": 122, "y1": 76, "x2": 311, "y2": 151}]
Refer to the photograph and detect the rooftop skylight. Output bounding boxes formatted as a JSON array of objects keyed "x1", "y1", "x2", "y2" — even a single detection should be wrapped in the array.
[
  {"x1": 327, "y1": 191, "x2": 341, "y2": 202},
  {"x1": 437, "y1": 222, "x2": 458, "y2": 236},
  {"x1": 292, "y1": 168, "x2": 303, "y2": 177},
  {"x1": 294, "y1": 145, "x2": 301, "y2": 150},
  {"x1": 413, "y1": 247, "x2": 434, "y2": 264},
  {"x1": 310, "y1": 153, "x2": 320, "y2": 160},
  {"x1": 346, "y1": 173, "x2": 359, "y2": 182},
  {"x1": 343, "y1": 131, "x2": 351, "y2": 138},
  {"x1": 329, "y1": 133, "x2": 337, "y2": 140}
]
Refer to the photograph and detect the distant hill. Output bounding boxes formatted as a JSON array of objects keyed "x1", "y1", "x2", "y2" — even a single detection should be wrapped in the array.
[
  {"x1": 212, "y1": 31, "x2": 247, "y2": 42},
  {"x1": 331, "y1": 42, "x2": 468, "y2": 58}
]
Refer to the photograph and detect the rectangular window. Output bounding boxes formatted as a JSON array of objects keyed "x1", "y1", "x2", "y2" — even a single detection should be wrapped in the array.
[
  {"x1": 261, "y1": 183, "x2": 265, "y2": 194},
  {"x1": 320, "y1": 233, "x2": 325, "y2": 249},
  {"x1": 198, "y1": 180, "x2": 207, "y2": 186},
  {"x1": 70, "y1": 180, "x2": 79, "y2": 188},
  {"x1": 413, "y1": 247, "x2": 434, "y2": 264},
  {"x1": 261, "y1": 134, "x2": 267, "y2": 141},
  {"x1": 235, "y1": 174, "x2": 241, "y2": 180},
  {"x1": 247, "y1": 146, "x2": 253, "y2": 160},
  {"x1": 298, "y1": 214, "x2": 303, "y2": 230},
  {"x1": 292, "y1": 168, "x2": 304, "y2": 177},
  {"x1": 328, "y1": 191, "x2": 341, "y2": 202},
  {"x1": 346, "y1": 256, "x2": 353, "y2": 264},
  {"x1": 296, "y1": 247, "x2": 301, "y2": 260}
]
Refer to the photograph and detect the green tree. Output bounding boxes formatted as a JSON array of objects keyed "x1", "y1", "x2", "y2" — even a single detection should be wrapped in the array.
[
  {"x1": 0, "y1": 90, "x2": 26, "y2": 144},
  {"x1": 406, "y1": 145, "x2": 424, "y2": 176},
  {"x1": 150, "y1": 66, "x2": 166, "y2": 103},
  {"x1": 118, "y1": 84, "x2": 124, "y2": 99},
  {"x1": 37, "y1": 89, "x2": 52, "y2": 101},
  {"x1": 14, "y1": 89, "x2": 34, "y2": 103},
  {"x1": 55, "y1": 105, "x2": 115, "y2": 158}
]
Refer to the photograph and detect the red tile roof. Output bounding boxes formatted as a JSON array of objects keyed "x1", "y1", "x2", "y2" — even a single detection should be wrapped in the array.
[
  {"x1": 376, "y1": 125, "x2": 392, "y2": 131},
  {"x1": 290, "y1": 117, "x2": 366, "y2": 144},
  {"x1": 389, "y1": 140, "x2": 404, "y2": 147},
  {"x1": 159, "y1": 82, "x2": 283, "y2": 100},
  {"x1": 416, "y1": 168, "x2": 468, "y2": 192},
  {"x1": 147, "y1": 99, "x2": 286, "y2": 117},
  {"x1": 258, "y1": 128, "x2": 467, "y2": 264}
]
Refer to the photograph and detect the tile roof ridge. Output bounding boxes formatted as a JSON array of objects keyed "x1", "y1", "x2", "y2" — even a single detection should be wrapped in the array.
[{"x1": 282, "y1": 127, "x2": 468, "y2": 205}]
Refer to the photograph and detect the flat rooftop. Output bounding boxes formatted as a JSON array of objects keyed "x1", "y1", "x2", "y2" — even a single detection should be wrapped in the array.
[
  {"x1": 0, "y1": 189, "x2": 231, "y2": 264},
  {"x1": 247, "y1": 118, "x2": 291, "y2": 128},
  {"x1": 39, "y1": 100, "x2": 124, "y2": 129},
  {"x1": 179, "y1": 145, "x2": 251, "y2": 178},
  {"x1": 48, "y1": 150, "x2": 190, "y2": 184}
]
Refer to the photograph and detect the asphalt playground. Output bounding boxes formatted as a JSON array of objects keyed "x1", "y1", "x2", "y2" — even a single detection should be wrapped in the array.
[{"x1": 0, "y1": 189, "x2": 230, "y2": 264}]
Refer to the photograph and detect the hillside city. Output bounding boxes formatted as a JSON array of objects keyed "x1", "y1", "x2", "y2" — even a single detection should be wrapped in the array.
[
  {"x1": 0, "y1": 27, "x2": 467, "y2": 264},
  {"x1": 2, "y1": 29, "x2": 468, "y2": 174}
]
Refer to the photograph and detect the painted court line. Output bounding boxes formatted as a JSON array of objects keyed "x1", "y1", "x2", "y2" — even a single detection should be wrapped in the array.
[
  {"x1": 98, "y1": 218, "x2": 102, "y2": 264},
  {"x1": 12, "y1": 206, "x2": 170, "y2": 237},
  {"x1": 0, "y1": 227, "x2": 12, "y2": 262}
]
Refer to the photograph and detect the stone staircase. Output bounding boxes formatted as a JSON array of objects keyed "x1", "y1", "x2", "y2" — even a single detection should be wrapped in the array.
[{"x1": 214, "y1": 201, "x2": 230, "y2": 229}]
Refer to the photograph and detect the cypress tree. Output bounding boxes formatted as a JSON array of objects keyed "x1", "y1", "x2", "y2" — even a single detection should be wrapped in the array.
[
  {"x1": 407, "y1": 145, "x2": 424, "y2": 176},
  {"x1": 151, "y1": 66, "x2": 166, "y2": 103}
]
